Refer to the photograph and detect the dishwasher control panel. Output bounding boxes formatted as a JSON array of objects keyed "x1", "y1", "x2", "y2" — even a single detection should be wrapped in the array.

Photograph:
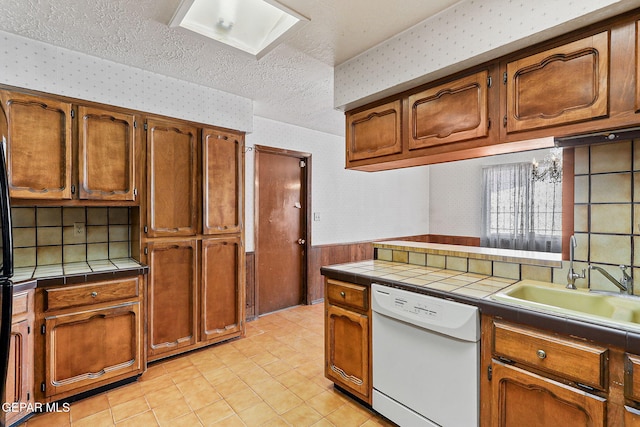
[{"x1": 393, "y1": 297, "x2": 442, "y2": 321}]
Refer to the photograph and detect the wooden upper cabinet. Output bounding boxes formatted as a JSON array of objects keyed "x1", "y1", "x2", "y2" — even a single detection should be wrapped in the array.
[
  {"x1": 346, "y1": 100, "x2": 402, "y2": 162},
  {"x1": 200, "y1": 236, "x2": 244, "y2": 342},
  {"x1": 146, "y1": 118, "x2": 198, "y2": 237},
  {"x1": 408, "y1": 70, "x2": 489, "y2": 149},
  {"x1": 78, "y1": 106, "x2": 136, "y2": 201},
  {"x1": 1, "y1": 91, "x2": 73, "y2": 199},
  {"x1": 506, "y1": 31, "x2": 609, "y2": 133},
  {"x1": 202, "y1": 128, "x2": 243, "y2": 235}
]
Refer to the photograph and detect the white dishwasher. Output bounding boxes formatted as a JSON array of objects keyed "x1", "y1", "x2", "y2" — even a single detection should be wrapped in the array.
[{"x1": 371, "y1": 284, "x2": 480, "y2": 427}]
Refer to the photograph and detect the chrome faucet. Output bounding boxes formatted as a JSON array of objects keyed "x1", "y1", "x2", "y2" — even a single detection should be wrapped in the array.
[
  {"x1": 566, "y1": 235, "x2": 585, "y2": 289},
  {"x1": 588, "y1": 264, "x2": 634, "y2": 295}
]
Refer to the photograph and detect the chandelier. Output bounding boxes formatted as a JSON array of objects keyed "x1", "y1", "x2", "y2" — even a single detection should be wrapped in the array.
[{"x1": 532, "y1": 147, "x2": 562, "y2": 184}]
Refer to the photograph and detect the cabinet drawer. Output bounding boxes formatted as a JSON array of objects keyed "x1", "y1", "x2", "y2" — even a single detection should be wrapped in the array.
[
  {"x1": 45, "y1": 278, "x2": 139, "y2": 311},
  {"x1": 327, "y1": 280, "x2": 368, "y2": 312},
  {"x1": 12, "y1": 290, "x2": 31, "y2": 317},
  {"x1": 626, "y1": 354, "x2": 640, "y2": 402},
  {"x1": 493, "y1": 321, "x2": 607, "y2": 389}
]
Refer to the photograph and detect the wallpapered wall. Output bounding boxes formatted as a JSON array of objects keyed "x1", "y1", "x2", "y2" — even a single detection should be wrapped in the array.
[
  {"x1": 0, "y1": 30, "x2": 253, "y2": 132},
  {"x1": 334, "y1": 0, "x2": 628, "y2": 109}
]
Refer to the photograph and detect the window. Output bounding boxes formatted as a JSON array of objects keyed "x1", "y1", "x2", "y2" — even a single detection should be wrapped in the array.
[{"x1": 480, "y1": 162, "x2": 561, "y2": 252}]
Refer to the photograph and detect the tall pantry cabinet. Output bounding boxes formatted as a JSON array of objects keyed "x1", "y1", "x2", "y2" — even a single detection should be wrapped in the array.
[{"x1": 143, "y1": 118, "x2": 245, "y2": 361}]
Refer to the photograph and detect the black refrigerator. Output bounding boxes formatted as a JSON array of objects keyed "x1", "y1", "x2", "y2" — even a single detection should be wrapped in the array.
[{"x1": 0, "y1": 101, "x2": 14, "y2": 427}]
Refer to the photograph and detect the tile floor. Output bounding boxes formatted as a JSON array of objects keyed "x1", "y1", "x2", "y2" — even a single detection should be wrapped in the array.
[{"x1": 24, "y1": 304, "x2": 394, "y2": 427}]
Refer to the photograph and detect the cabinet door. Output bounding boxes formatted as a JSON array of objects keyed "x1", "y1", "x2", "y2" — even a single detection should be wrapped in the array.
[
  {"x1": 44, "y1": 302, "x2": 142, "y2": 397},
  {"x1": 147, "y1": 240, "x2": 197, "y2": 358},
  {"x1": 325, "y1": 303, "x2": 370, "y2": 402},
  {"x1": 0, "y1": 91, "x2": 73, "y2": 199},
  {"x1": 200, "y1": 236, "x2": 244, "y2": 342},
  {"x1": 202, "y1": 128, "x2": 243, "y2": 235},
  {"x1": 146, "y1": 119, "x2": 198, "y2": 237},
  {"x1": 506, "y1": 31, "x2": 609, "y2": 133},
  {"x1": 346, "y1": 100, "x2": 402, "y2": 162},
  {"x1": 4, "y1": 319, "x2": 32, "y2": 426},
  {"x1": 491, "y1": 362, "x2": 606, "y2": 427},
  {"x1": 408, "y1": 70, "x2": 489, "y2": 149},
  {"x1": 78, "y1": 106, "x2": 136, "y2": 201}
]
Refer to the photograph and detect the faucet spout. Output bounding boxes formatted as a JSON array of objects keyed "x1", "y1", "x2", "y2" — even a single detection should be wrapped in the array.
[
  {"x1": 588, "y1": 265, "x2": 633, "y2": 295},
  {"x1": 566, "y1": 235, "x2": 585, "y2": 289}
]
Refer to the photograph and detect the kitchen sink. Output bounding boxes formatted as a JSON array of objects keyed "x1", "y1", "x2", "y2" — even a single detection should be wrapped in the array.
[{"x1": 491, "y1": 280, "x2": 640, "y2": 329}]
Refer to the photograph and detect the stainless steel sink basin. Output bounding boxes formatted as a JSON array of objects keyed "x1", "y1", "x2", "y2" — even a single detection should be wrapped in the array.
[{"x1": 491, "y1": 280, "x2": 640, "y2": 329}]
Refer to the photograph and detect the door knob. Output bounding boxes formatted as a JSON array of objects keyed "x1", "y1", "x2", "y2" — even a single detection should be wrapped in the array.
[{"x1": 297, "y1": 238, "x2": 305, "y2": 245}]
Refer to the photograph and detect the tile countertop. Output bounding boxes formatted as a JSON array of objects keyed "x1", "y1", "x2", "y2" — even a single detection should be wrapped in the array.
[
  {"x1": 321, "y1": 259, "x2": 640, "y2": 353},
  {"x1": 13, "y1": 258, "x2": 148, "y2": 287}
]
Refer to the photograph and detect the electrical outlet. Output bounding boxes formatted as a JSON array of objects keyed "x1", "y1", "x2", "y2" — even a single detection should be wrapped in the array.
[
  {"x1": 73, "y1": 222, "x2": 85, "y2": 238},
  {"x1": 313, "y1": 212, "x2": 321, "y2": 221}
]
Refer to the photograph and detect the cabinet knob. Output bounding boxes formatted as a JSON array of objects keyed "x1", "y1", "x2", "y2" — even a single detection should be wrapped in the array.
[
  {"x1": 91, "y1": 292, "x2": 98, "y2": 298},
  {"x1": 536, "y1": 349, "x2": 546, "y2": 359},
  {"x1": 340, "y1": 292, "x2": 346, "y2": 298}
]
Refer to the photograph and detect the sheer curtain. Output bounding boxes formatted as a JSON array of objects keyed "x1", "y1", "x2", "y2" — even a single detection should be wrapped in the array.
[{"x1": 480, "y1": 162, "x2": 561, "y2": 253}]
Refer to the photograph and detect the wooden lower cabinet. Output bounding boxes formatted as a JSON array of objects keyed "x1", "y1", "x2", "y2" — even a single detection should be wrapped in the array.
[
  {"x1": 324, "y1": 279, "x2": 371, "y2": 404},
  {"x1": 200, "y1": 236, "x2": 244, "y2": 343},
  {"x1": 4, "y1": 289, "x2": 34, "y2": 426},
  {"x1": 146, "y1": 236, "x2": 245, "y2": 361},
  {"x1": 147, "y1": 240, "x2": 198, "y2": 358},
  {"x1": 35, "y1": 277, "x2": 145, "y2": 401},
  {"x1": 490, "y1": 362, "x2": 606, "y2": 426}
]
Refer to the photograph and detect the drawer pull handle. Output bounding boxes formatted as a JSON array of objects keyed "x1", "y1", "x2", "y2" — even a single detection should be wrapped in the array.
[
  {"x1": 536, "y1": 349, "x2": 546, "y2": 359},
  {"x1": 340, "y1": 292, "x2": 346, "y2": 298},
  {"x1": 91, "y1": 292, "x2": 98, "y2": 298}
]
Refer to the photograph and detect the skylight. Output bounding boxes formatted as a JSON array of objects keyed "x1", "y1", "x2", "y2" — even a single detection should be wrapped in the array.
[{"x1": 169, "y1": 0, "x2": 308, "y2": 59}]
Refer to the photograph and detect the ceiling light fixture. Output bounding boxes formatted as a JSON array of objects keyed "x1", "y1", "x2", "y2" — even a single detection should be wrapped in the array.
[
  {"x1": 532, "y1": 147, "x2": 562, "y2": 184},
  {"x1": 169, "y1": 0, "x2": 309, "y2": 59}
]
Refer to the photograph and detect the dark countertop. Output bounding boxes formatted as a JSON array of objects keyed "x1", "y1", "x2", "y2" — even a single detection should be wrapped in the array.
[
  {"x1": 12, "y1": 258, "x2": 148, "y2": 288},
  {"x1": 321, "y1": 260, "x2": 640, "y2": 354}
]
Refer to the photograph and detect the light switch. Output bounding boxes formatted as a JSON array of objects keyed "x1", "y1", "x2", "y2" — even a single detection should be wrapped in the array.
[{"x1": 314, "y1": 212, "x2": 321, "y2": 221}]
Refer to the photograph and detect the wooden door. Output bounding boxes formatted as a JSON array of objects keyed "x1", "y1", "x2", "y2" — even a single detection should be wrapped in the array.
[
  {"x1": 491, "y1": 362, "x2": 606, "y2": 427},
  {"x1": 0, "y1": 91, "x2": 73, "y2": 199},
  {"x1": 202, "y1": 128, "x2": 243, "y2": 235},
  {"x1": 44, "y1": 303, "x2": 141, "y2": 397},
  {"x1": 325, "y1": 304, "x2": 370, "y2": 402},
  {"x1": 4, "y1": 319, "x2": 31, "y2": 426},
  {"x1": 146, "y1": 118, "x2": 198, "y2": 237},
  {"x1": 200, "y1": 236, "x2": 244, "y2": 342},
  {"x1": 505, "y1": 31, "x2": 609, "y2": 133},
  {"x1": 408, "y1": 70, "x2": 489, "y2": 149},
  {"x1": 346, "y1": 100, "x2": 402, "y2": 162},
  {"x1": 78, "y1": 106, "x2": 136, "y2": 201},
  {"x1": 255, "y1": 147, "x2": 308, "y2": 315},
  {"x1": 147, "y1": 240, "x2": 197, "y2": 359}
]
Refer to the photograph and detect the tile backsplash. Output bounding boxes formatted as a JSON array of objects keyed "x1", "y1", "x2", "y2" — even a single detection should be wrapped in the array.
[
  {"x1": 12, "y1": 206, "x2": 132, "y2": 267},
  {"x1": 573, "y1": 140, "x2": 640, "y2": 293}
]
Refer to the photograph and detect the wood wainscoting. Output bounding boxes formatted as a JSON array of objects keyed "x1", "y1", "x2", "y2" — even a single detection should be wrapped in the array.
[{"x1": 245, "y1": 234, "x2": 479, "y2": 320}]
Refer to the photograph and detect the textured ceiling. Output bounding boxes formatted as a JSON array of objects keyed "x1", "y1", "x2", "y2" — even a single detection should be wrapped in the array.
[{"x1": 0, "y1": 0, "x2": 460, "y2": 136}]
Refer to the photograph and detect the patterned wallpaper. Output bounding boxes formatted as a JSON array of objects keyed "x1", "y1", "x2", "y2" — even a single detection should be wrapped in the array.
[
  {"x1": 334, "y1": 0, "x2": 627, "y2": 109},
  {"x1": 0, "y1": 30, "x2": 253, "y2": 132}
]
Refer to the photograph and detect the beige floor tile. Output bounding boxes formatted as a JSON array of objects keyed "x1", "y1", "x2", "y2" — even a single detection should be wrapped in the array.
[
  {"x1": 195, "y1": 400, "x2": 236, "y2": 425},
  {"x1": 167, "y1": 365, "x2": 202, "y2": 384},
  {"x1": 152, "y1": 396, "x2": 192, "y2": 426},
  {"x1": 164, "y1": 412, "x2": 203, "y2": 427},
  {"x1": 237, "y1": 401, "x2": 279, "y2": 426},
  {"x1": 225, "y1": 388, "x2": 264, "y2": 413},
  {"x1": 211, "y1": 414, "x2": 247, "y2": 426},
  {"x1": 215, "y1": 377, "x2": 251, "y2": 397},
  {"x1": 107, "y1": 382, "x2": 145, "y2": 407},
  {"x1": 182, "y1": 385, "x2": 223, "y2": 411},
  {"x1": 289, "y1": 380, "x2": 325, "y2": 401},
  {"x1": 71, "y1": 409, "x2": 114, "y2": 427},
  {"x1": 307, "y1": 390, "x2": 349, "y2": 416},
  {"x1": 326, "y1": 402, "x2": 373, "y2": 427},
  {"x1": 71, "y1": 393, "x2": 110, "y2": 422},
  {"x1": 114, "y1": 410, "x2": 159, "y2": 427},
  {"x1": 111, "y1": 396, "x2": 150, "y2": 423},
  {"x1": 264, "y1": 388, "x2": 304, "y2": 414},
  {"x1": 138, "y1": 374, "x2": 174, "y2": 395},
  {"x1": 26, "y1": 410, "x2": 71, "y2": 427},
  {"x1": 281, "y1": 403, "x2": 324, "y2": 427},
  {"x1": 144, "y1": 384, "x2": 183, "y2": 408}
]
